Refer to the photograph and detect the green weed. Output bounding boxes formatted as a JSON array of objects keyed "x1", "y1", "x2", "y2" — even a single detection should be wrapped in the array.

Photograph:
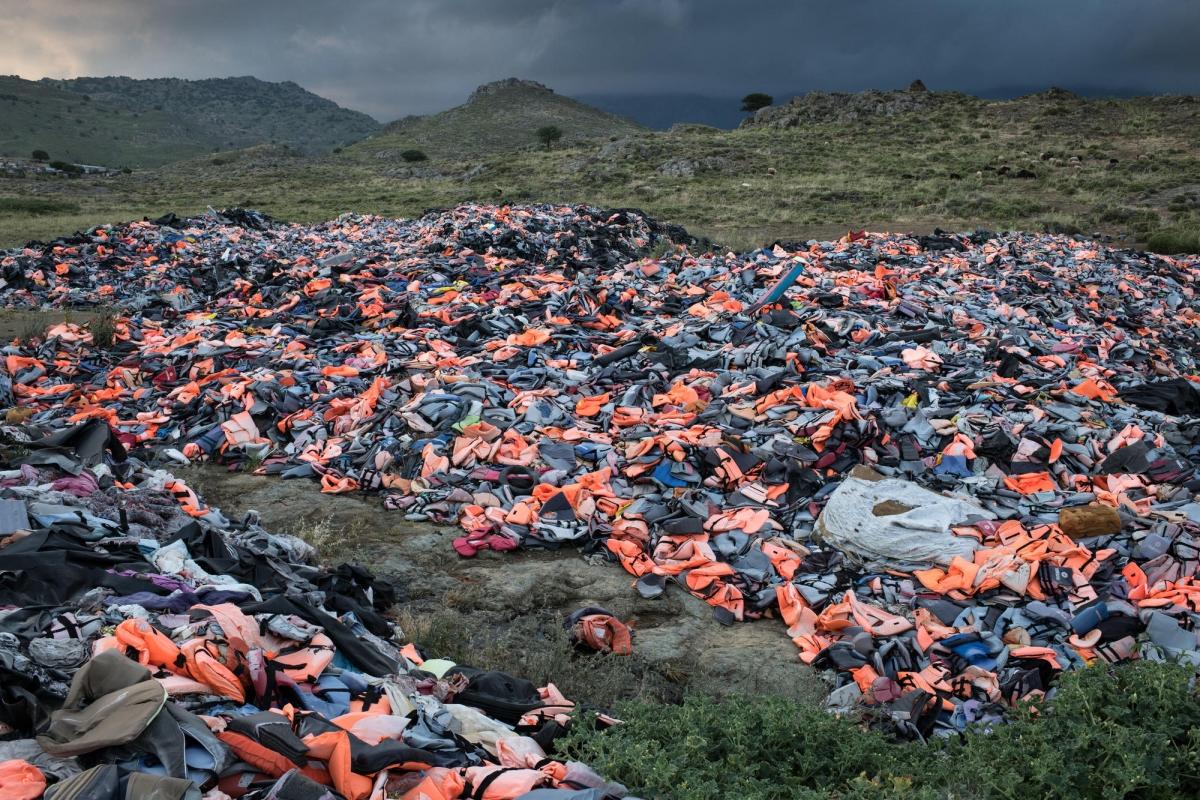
[
  {"x1": 395, "y1": 606, "x2": 683, "y2": 708},
  {"x1": 89, "y1": 307, "x2": 117, "y2": 348},
  {"x1": 1147, "y1": 226, "x2": 1200, "y2": 254},
  {"x1": 561, "y1": 661, "x2": 1200, "y2": 800}
]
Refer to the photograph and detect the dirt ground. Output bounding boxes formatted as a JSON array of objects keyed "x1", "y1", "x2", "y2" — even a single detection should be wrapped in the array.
[
  {"x1": 0, "y1": 308, "x2": 104, "y2": 342},
  {"x1": 182, "y1": 464, "x2": 826, "y2": 706}
]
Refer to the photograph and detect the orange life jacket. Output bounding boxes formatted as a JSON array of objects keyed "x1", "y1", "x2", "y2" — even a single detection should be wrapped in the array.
[
  {"x1": 114, "y1": 618, "x2": 187, "y2": 673},
  {"x1": 182, "y1": 638, "x2": 247, "y2": 703}
]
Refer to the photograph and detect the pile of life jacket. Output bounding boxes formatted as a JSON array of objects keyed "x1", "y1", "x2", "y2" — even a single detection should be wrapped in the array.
[
  {"x1": 0, "y1": 432, "x2": 634, "y2": 799},
  {"x1": 2, "y1": 203, "x2": 1200, "y2": 743}
]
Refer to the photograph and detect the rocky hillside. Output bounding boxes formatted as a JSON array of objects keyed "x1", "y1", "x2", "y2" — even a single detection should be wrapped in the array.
[
  {"x1": 348, "y1": 78, "x2": 644, "y2": 162},
  {"x1": 741, "y1": 80, "x2": 977, "y2": 128},
  {"x1": 0, "y1": 75, "x2": 379, "y2": 168},
  {"x1": 0, "y1": 75, "x2": 209, "y2": 167}
]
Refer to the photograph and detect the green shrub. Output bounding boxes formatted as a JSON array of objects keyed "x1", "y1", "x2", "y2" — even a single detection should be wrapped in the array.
[
  {"x1": 1041, "y1": 219, "x2": 1083, "y2": 235},
  {"x1": 30, "y1": 149, "x2": 48, "y2": 161},
  {"x1": 400, "y1": 149, "x2": 428, "y2": 162},
  {"x1": 89, "y1": 308, "x2": 117, "y2": 348},
  {"x1": 562, "y1": 661, "x2": 1200, "y2": 800},
  {"x1": 941, "y1": 660, "x2": 1200, "y2": 800},
  {"x1": 741, "y1": 93, "x2": 774, "y2": 113},
  {"x1": 1146, "y1": 227, "x2": 1200, "y2": 254},
  {"x1": 48, "y1": 160, "x2": 82, "y2": 174},
  {"x1": 0, "y1": 197, "x2": 80, "y2": 215},
  {"x1": 1098, "y1": 204, "x2": 1146, "y2": 225}
]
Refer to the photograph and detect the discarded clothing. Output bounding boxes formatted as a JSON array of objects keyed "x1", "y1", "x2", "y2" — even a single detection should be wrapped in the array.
[{"x1": 3, "y1": 203, "x2": 1200, "y2": 744}]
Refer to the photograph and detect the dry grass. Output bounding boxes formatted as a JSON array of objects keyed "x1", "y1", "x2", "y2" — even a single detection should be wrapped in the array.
[
  {"x1": 3, "y1": 93, "x2": 1199, "y2": 250},
  {"x1": 393, "y1": 605, "x2": 686, "y2": 708},
  {"x1": 88, "y1": 307, "x2": 116, "y2": 348}
]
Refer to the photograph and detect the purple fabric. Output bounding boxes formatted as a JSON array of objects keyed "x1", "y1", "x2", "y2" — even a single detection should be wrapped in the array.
[
  {"x1": 109, "y1": 590, "x2": 197, "y2": 613},
  {"x1": 51, "y1": 471, "x2": 99, "y2": 497},
  {"x1": 196, "y1": 588, "x2": 255, "y2": 605},
  {"x1": 149, "y1": 573, "x2": 192, "y2": 591},
  {"x1": 108, "y1": 587, "x2": 254, "y2": 611},
  {"x1": 109, "y1": 569, "x2": 192, "y2": 592},
  {"x1": 0, "y1": 464, "x2": 39, "y2": 488}
]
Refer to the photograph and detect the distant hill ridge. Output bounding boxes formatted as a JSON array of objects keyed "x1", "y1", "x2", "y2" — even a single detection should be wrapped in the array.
[
  {"x1": 738, "y1": 82, "x2": 1199, "y2": 128},
  {"x1": 5, "y1": 73, "x2": 1196, "y2": 172},
  {"x1": 351, "y1": 77, "x2": 645, "y2": 162},
  {"x1": 0, "y1": 74, "x2": 380, "y2": 167}
]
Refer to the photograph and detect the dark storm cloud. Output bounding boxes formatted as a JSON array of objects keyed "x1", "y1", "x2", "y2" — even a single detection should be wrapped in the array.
[{"x1": 1, "y1": 0, "x2": 1198, "y2": 120}]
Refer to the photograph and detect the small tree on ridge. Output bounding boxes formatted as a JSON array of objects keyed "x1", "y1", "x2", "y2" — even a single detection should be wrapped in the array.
[
  {"x1": 741, "y1": 93, "x2": 773, "y2": 113},
  {"x1": 536, "y1": 125, "x2": 563, "y2": 151}
]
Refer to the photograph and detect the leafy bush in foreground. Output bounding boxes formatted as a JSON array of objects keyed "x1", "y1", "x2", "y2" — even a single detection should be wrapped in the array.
[
  {"x1": 1146, "y1": 227, "x2": 1200, "y2": 255},
  {"x1": 561, "y1": 661, "x2": 1200, "y2": 800}
]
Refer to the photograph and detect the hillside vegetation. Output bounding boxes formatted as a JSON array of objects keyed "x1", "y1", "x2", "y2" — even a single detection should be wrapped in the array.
[
  {"x1": 348, "y1": 78, "x2": 644, "y2": 161},
  {"x1": 0, "y1": 75, "x2": 210, "y2": 167},
  {"x1": 1, "y1": 75, "x2": 379, "y2": 168},
  {"x1": 2, "y1": 85, "x2": 1199, "y2": 252}
]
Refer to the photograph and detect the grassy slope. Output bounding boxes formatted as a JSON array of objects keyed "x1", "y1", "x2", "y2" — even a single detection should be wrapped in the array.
[
  {"x1": 348, "y1": 79, "x2": 644, "y2": 162},
  {"x1": 2, "y1": 93, "x2": 1199, "y2": 250},
  {"x1": 0, "y1": 75, "x2": 212, "y2": 168},
  {"x1": 48, "y1": 76, "x2": 380, "y2": 154},
  {"x1": 0, "y1": 75, "x2": 380, "y2": 168}
]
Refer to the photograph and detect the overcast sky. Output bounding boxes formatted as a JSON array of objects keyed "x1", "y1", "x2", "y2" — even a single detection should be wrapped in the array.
[{"x1": 2, "y1": 0, "x2": 1198, "y2": 120}]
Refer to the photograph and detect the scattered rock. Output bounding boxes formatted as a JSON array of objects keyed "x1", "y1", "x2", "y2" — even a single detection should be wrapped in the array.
[
  {"x1": 381, "y1": 165, "x2": 444, "y2": 179},
  {"x1": 460, "y1": 164, "x2": 487, "y2": 181},
  {"x1": 655, "y1": 155, "x2": 729, "y2": 178},
  {"x1": 468, "y1": 77, "x2": 554, "y2": 102},
  {"x1": 668, "y1": 123, "x2": 720, "y2": 135},
  {"x1": 1043, "y1": 86, "x2": 1080, "y2": 101},
  {"x1": 740, "y1": 88, "x2": 972, "y2": 129},
  {"x1": 598, "y1": 137, "x2": 651, "y2": 162}
]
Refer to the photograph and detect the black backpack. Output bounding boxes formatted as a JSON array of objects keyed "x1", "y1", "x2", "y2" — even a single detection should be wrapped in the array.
[{"x1": 447, "y1": 668, "x2": 544, "y2": 724}]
